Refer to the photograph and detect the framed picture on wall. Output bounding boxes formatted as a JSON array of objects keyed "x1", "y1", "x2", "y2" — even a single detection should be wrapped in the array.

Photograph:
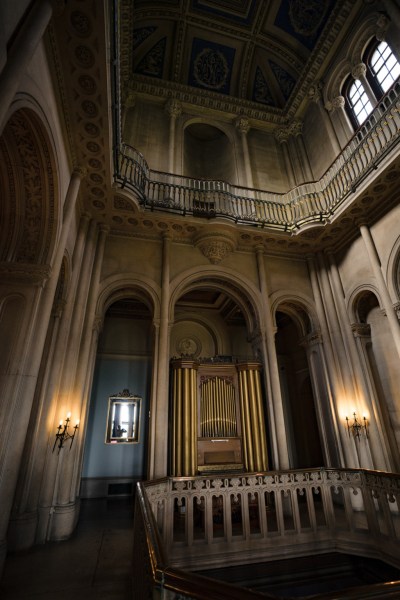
[{"x1": 105, "y1": 389, "x2": 142, "y2": 444}]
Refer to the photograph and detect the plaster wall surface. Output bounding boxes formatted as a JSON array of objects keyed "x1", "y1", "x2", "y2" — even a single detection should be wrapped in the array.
[
  {"x1": 265, "y1": 255, "x2": 312, "y2": 299},
  {"x1": 303, "y1": 102, "x2": 337, "y2": 180},
  {"x1": 249, "y1": 130, "x2": 288, "y2": 192},
  {"x1": 101, "y1": 237, "x2": 162, "y2": 283},
  {"x1": 125, "y1": 100, "x2": 169, "y2": 172}
]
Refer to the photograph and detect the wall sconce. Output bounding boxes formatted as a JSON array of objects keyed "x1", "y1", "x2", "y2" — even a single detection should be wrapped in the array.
[
  {"x1": 53, "y1": 412, "x2": 79, "y2": 453},
  {"x1": 345, "y1": 412, "x2": 369, "y2": 440}
]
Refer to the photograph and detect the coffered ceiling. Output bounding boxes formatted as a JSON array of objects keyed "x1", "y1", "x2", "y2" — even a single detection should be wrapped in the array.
[{"x1": 124, "y1": 0, "x2": 356, "y2": 118}]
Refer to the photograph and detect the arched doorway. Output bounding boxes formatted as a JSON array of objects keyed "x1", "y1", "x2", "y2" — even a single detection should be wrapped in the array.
[
  {"x1": 169, "y1": 284, "x2": 269, "y2": 475},
  {"x1": 275, "y1": 310, "x2": 324, "y2": 469},
  {"x1": 82, "y1": 297, "x2": 153, "y2": 498}
]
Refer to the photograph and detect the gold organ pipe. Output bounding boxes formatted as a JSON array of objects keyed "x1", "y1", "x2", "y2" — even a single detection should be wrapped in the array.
[
  {"x1": 218, "y1": 377, "x2": 224, "y2": 436},
  {"x1": 248, "y1": 369, "x2": 262, "y2": 471},
  {"x1": 210, "y1": 380, "x2": 216, "y2": 437},
  {"x1": 172, "y1": 368, "x2": 177, "y2": 474},
  {"x1": 222, "y1": 379, "x2": 228, "y2": 437},
  {"x1": 254, "y1": 368, "x2": 269, "y2": 470},
  {"x1": 216, "y1": 378, "x2": 221, "y2": 435},
  {"x1": 183, "y1": 368, "x2": 190, "y2": 475},
  {"x1": 175, "y1": 368, "x2": 183, "y2": 476},
  {"x1": 191, "y1": 368, "x2": 197, "y2": 476},
  {"x1": 231, "y1": 386, "x2": 237, "y2": 436},
  {"x1": 240, "y1": 369, "x2": 254, "y2": 471}
]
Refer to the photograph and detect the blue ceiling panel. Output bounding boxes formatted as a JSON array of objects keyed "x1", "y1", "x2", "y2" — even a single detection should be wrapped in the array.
[
  {"x1": 274, "y1": 0, "x2": 333, "y2": 51},
  {"x1": 188, "y1": 38, "x2": 236, "y2": 94}
]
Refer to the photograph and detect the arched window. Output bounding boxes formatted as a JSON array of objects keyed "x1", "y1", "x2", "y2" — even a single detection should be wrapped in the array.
[
  {"x1": 368, "y1": 40, "x2": 400, "y2": 94},
  {"x1": 344, "y1": 40, "x2": 400, "y2": 128},
  {"x1": 344, "y1": 77, "x2": 373, "y2": 127}
]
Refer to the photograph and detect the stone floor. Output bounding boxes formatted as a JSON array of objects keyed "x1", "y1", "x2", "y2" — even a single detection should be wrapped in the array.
[{"x1": 0, "y1": 497, "x2": 134, "y2": 600}]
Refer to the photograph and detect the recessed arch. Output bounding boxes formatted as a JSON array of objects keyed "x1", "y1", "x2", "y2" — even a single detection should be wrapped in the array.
[
  {"x1": 170, "y1": 267, "x2": 262, "y2": 341},
  {"x1": 96, "y1": 275, "x2": 161, "y2": 323},
  {"x1": 0, "y1": 107, "x2": 59, "y2": 266},
  {"x1": 270, "y1": 292, "x2": 317, "y2": 337}
]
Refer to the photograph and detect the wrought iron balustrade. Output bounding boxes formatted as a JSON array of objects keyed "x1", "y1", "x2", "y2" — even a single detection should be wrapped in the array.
[
  {"x1": 133, "y1": 468, "x2": 400, "y2": 599},
  {"x1": 117, "y1": 82, "x2": 400, "y2": 232}
]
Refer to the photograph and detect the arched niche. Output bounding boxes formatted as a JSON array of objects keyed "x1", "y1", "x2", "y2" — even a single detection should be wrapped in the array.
[{"x1": 183, "y1": 122, "x2": 237, "y2": 184}]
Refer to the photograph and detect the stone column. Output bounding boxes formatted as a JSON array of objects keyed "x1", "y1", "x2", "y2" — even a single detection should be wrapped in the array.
[
  {"x1": 290, "y1": 119, "x2": 313, "y2": 182},
  {"x1": 275, "y1": 128, "x2": 295, "y2": 189},
  {"x1": 327, "y1": 250, "x2": 388, "y2": 470},
  {"x1": 255, "y1": 246, "x2": 290, "y2": 469},
  {"x1": 308, "y1": 82, "x2": 341, "y2": 155},
  {"x1": 325, "y1": 96, "x2": 353, "y2": 147},
  {"x1": 165, "y1": 99, "x2": 182, "y2": 174},
  {"x1": 53, "y1": 226, "x2": 108, "y2": 534},
  {"x1": 359, "y1": 223, "x2": 400, "y2": 359},
  {"x1": 307, "y1": 255, "x2": 346, "y2": 466},
  {"x1": 5, "y1": 169, "x2": 84, "y2": 551},
  {"x1": 151, "y1": 233, "x2": 171, "y2": 478},
  {"x1": 315, "y1": 253, "x2": 359, "y2": 467},
  {"x1": 351, "y1": 323, "x2": 398, "y2": 471},
  {"x1": 351, "y1": 63, "x2": 377, "y2": 107},
  {"x1": 235, "y1": 117, "x2": 254, "y2": 189},
  {"x1": 0, "y1": 0, "x2": 56, "y2": 133}
]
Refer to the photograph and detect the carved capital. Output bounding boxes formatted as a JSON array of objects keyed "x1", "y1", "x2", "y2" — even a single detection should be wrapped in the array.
[
  {"x1": 123, "y1": 91, "x2": 136, "y2": 110},
  {"x1": 0, "y1": 262, "x2": 51, "y2": 286},
  {"x1": 308, "y1": 81, "x2": 323, "y2": 103},
  {"x1": 376, "y1": 13, "x2": 389, "y2": 41},
  {"x1": 274, "y1": 127, "x2": 290, "y2": 143},
  {"x1": 165, "y1": 99, "x2": 182, "y2": 119},
  {"x1": 352, "y1": 62, "x2": 367, "y2": 80},
  {"x1": 73, "y1": 166, "x2": 87, "y2": 179},
  {"x1": 288, "y1": 119, "x2": 303, "y2": 137},
  {"x1": 351, "y1": 322, "x2": 371, "y2": 337},
  {"x1": 326, "y1": 95, "x2": 345, "y2": 112},
  {"x1": 235, "y1": 116, "x2": 250, "y2": 134},
  {"x1": 299, "y1": 330, "x2": 322, "y2": 347},
  {"x1": 393, "y1": 302, "x2": 400, "y2": 322}
]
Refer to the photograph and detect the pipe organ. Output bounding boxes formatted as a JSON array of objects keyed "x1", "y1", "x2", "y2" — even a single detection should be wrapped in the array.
[{"x1": 170, "y1": 358, "x2": 269, "y2": 476}]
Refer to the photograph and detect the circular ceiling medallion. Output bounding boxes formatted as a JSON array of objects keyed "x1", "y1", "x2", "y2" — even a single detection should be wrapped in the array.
[
  {"x1": 74, "y1": 45, "x2": 95, "y2": 68},
  {"x1": 90, "y1": 172, "x2": 103, "y2": 184},
  {"x1": 78, "y1": 74, "x2": 96, "y2": 94},
  {"x1": 81, "y1": 100, "x2": 98, "y2": 117},
  {"x1": 86, "y1": 141, "x2": 100, "y2": 153},
  {"x1": 84, "y1": 122, "x2": 99, "y2": 136},
  {"x1": 128, "y1": 218, "x2": 139, "y2": 226},
  {"x1": 88, "y1": 158, "x2": 102, "y2": 169},
  {"x1": 177, "y1": 336, "x2": 201, "y2": 358},
  {"x1": 194, "y1": 48, "x2": 228, "y2": 90},
  {"x1": 91, "y1": 187, "x2": 104, "y2": 197},
  {"x1": 112, "y1": 216, "x2": 123, "y2": 223},
  {"x1": 93, "y1": 200, "x2": 105, "y2": 209},
  {"x1": 70, "y1": 11, "x2": 92, "y2": 36}
]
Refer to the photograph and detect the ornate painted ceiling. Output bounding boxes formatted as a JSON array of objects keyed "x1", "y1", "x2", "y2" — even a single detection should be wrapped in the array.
[{"x1": 125, "y1": 0, "x2": 343, "y2": 116}]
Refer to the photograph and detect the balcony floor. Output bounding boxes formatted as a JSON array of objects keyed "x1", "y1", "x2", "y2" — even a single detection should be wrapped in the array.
[{"x1": 0, "y1": 498, "x2": 134, "y2": 600}]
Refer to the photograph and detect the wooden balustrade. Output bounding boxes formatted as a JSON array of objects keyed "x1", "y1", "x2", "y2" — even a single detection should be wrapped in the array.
[{"x1": 117, "y1": 82, "x2": 400, "y2": 232}]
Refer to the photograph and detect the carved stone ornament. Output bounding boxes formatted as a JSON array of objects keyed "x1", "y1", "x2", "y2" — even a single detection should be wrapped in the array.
[
  {"x1": 194, "y1": 232, "x2": 236, "y2": 265},
  {"x1": 235, "y1": 116, "x2": 250, "y2": 134},
  {"x1": 393, "y1": 302, "x2": 400, "y2": 322},
  {"x1": 308, "y1": 81, "x2": 323, "y2": 103},
  {"x1": 288, "y1": 119, "x2": 303, "y2": 137},
  {"x1": 351, "y1": 62, "x2": 367, "y2": 80},
  {"x1": 165, "y1": 98, "x2": 182, "y2": 119},
  {"x1": 274, "y1": 127, "x2": 290, "y2": 143},
  {"x1": 326, "y1": 95, "x2": 345, "y2": 112},
  {"x1": 351, "y1": 322, "x2": 371, "y2": 337}
]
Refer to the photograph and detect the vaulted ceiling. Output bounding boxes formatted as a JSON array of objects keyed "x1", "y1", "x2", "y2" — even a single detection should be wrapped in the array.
[{"x1": 125, "y1": 0, "x2": 349, "y2": 117}]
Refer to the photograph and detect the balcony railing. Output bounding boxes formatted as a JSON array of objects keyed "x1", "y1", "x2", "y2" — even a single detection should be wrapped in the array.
[
  {"x1": 116, "y1": 83, "x2": 400, "y2": 232},
  {"x1": 133, "y1": 468, "x2": 400, "y2": 599}
]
